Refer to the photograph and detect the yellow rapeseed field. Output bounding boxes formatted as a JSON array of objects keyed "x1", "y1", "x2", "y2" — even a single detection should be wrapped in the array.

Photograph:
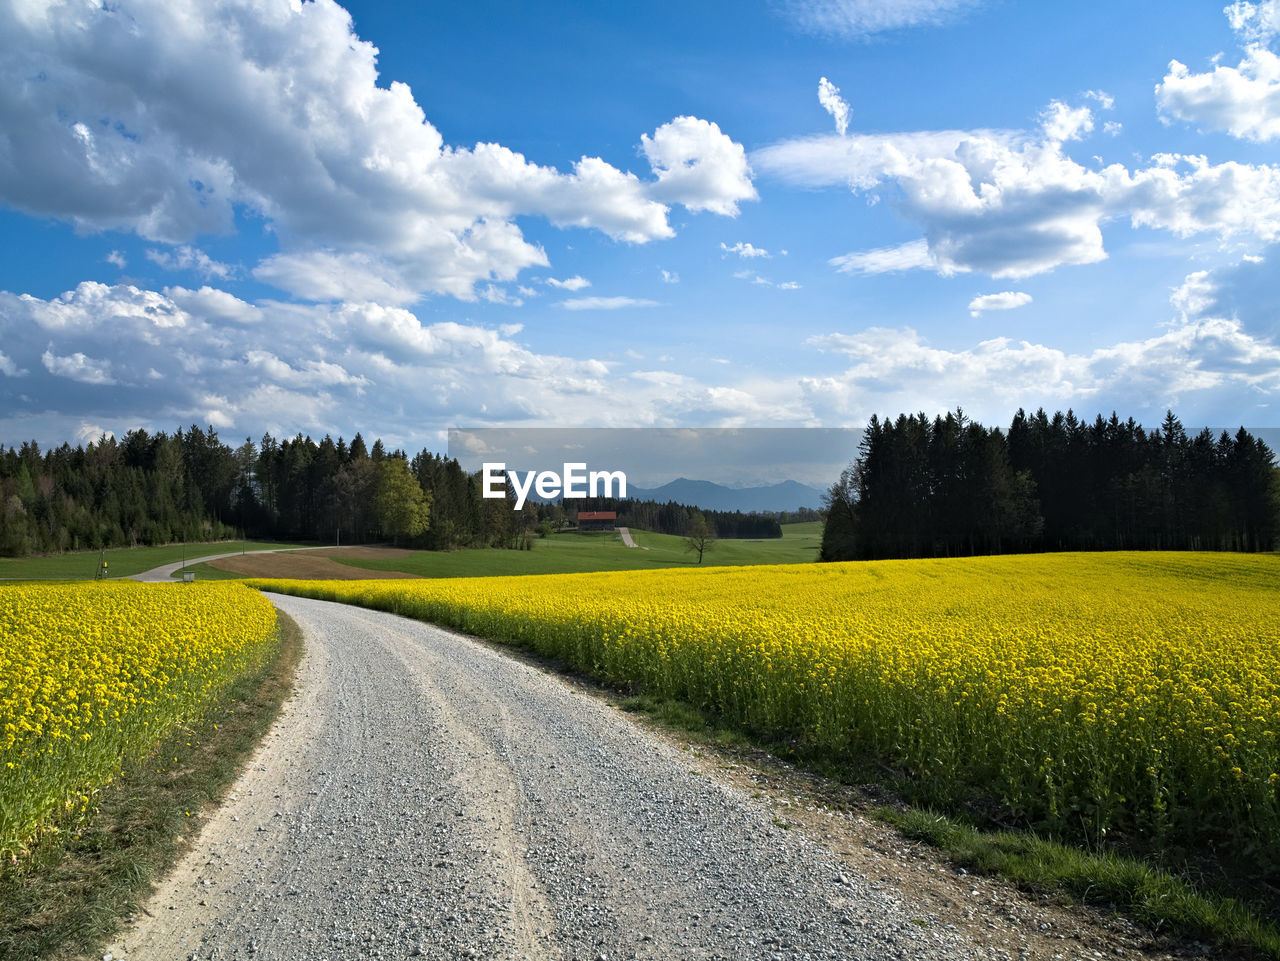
[
  {"x1": 0, "y1": 581, "x2": 277, "y2": 856},
  {"x1": 254, "y1": 551, "x2": 1279, "y2": 856}
]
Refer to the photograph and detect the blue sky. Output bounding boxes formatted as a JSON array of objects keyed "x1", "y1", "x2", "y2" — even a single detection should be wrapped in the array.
[{"x1": 2, "y1": 0, "x2": 1280, "y2": 455}]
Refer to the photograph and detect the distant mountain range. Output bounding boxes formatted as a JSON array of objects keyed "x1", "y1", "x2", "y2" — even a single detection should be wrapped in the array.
[{"x1": 626, "y1": 478, "x2": 825, "y2": 514}]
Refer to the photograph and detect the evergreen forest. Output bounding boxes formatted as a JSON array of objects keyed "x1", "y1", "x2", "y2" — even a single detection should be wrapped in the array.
[{"x1": 820, "y1": 409, "x2": 1279, "y2": 562}]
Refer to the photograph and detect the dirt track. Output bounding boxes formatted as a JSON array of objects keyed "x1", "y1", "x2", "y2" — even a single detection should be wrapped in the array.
[{"x1": 206, "y1": 547, "x2": 420, "y2": 580}]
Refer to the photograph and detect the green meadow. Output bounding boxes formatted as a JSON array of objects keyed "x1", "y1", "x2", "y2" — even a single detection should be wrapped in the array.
[{"x1": 0, "y1": 540, "x2": 309, "y2": 581}]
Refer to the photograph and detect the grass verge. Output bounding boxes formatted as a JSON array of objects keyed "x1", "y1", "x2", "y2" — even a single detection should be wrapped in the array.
[
  {"x1": 0, "y1": 611, "x2": 302, "y2": 961},
  {"x1": 885, "y1": 808, "x2": 1280, "y2": 959},
  {"x1": 619, "y1": 694, "x2": 1280, "y2": 961},
  {"x1": 0, "y1": 540, "x2": 312, "y2": 581}
]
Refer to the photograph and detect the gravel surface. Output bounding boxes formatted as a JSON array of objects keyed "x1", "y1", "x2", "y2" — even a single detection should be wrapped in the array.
[{"x1": 106, "y1": 593, "x2": 1017, "y2": 961}]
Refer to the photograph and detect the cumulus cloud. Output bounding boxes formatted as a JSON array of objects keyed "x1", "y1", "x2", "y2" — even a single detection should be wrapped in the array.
[
  {"x1": 968, "y1": 291, "x2": 1032, "y2": 316},
  {"x1": 105, "y1": 250, "x2": 127, "y2": 269},
  {"x1": 755, "y1": 108, "x2": 1280, "y2": 279},
  {"x1": 802, "y1": 318, "x2": 1280, "y2": 423},
  {"x1": 1156, "y1": 3, "x2": 1280, "y2": 142},
  {"x1": 559, "y1": 296, "x2": 659, "y2": 310},
  {"x1": 818, "y1": 77, "x2": 851, "y2": 136},
  {"x1": 74, "y1": 422, "x2": 113, "y2": 445},
  {"x1": 639, "y1": 116, "x2": 757, "y2": 216},
  {"x1": 0, "y1": 0, "x2": 751, "y2": 303},
  {"x1": 0, "y1": 280, "x2": 628, "y2": 439},
  {"x1": 6, "y1": 271, "x2": 1277, "y2": 445},
  {"x1": 779, "y1": 0, "x2": 983, "y2": 38},
  {"x1": 41, "y1": 348, "x2": 116, "y2": 385},
  {"x1": 1168, "y1": 243, "x2": 1280, "y2": 338},
  {"x1": 1226, "y1": 0, "x2": 1280, "y2": 44},
  {"x1": 1040, "y1": 101, "x2": 1094, "y2": 142},
  {"x1": 164, "y1": 285, "x2": 261, "y2": 324}
]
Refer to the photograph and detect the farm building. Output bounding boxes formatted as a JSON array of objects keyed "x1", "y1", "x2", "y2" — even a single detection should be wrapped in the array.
[{"x1": 577, "y1": 510, "x2": 617, "y2": 532}]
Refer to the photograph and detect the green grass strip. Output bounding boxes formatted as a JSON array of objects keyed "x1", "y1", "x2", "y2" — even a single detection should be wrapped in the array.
[
  {"x1": 884, "y1": 808, "x2": 1280, "y2": 959},
  {"x1": 0, "y1": 613, "x2": 302, "y2": 961},
  {"x1": 0, "y1": 540, "x2": 312, "y2": 580}
]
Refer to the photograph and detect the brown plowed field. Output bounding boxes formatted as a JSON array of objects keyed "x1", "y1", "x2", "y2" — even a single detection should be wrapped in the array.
[{"x1": 207, "y1": 547, "x2": 419, "y2": 580}]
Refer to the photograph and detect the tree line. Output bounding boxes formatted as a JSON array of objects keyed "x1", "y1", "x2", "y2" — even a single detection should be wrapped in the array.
[
  {"x1": 821, "y1": 409, "x2": 1279, "y2": 562},
  {"x1": 0, "y1": 425, "x2": 785, "y2": 557},
  {"x1": 0, "y1": 426, "x2": 528, "y2": 557}
]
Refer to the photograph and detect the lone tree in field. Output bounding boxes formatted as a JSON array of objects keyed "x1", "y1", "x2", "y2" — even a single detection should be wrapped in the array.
[{"x1": 684, "y1": 511, "x2": 716, "y2": 564}]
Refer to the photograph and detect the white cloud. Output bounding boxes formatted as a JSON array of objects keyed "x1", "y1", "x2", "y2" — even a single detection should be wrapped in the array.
[
  {"x1": 639, "y1": 116, "x2": 757, "y2": 216},
  {"x1": 818, "y1": 77, "x2": 851, "y2": 137},
  {"x1": 479, "y1": 284, "x2": 523, "y2": 306},
  {"x1": 1156, "y1": 3, "x2": 1280, "y2": 142},
  {"x1": 41, "y1": 348, "x2": 115, "y2": 385},
  {"x1": 1040, "y1": 100, "x2": 1094, "y2": 142},
  {"x1": 756, "y1": 108, "x2": 1280, "y2": 279},
  {"x1": 0, "y1": 350, "x2": 26, "y2": 377},
  {"x1": 146, "y1": 245, "x2": 234, "y2": 280},
  {"x1": 546, "y1": 275, "x2": 592, "y2": 291},
  {"x1": 660, "y1": 269, "x2": 680, "y2": 284},
  {"x1": 733, "y1": 271, "x2": 800, "y2": 289},
  {"x1": 105, "y1": 250, "x2": 127, "y2": 269},
  {"x1": 1157, "y1": 48, "x2": 1280, "y2": 142},
  {"x1": 802, "y1": 318, "x2": 1280, "y2": 423},
  {"x1": 0, "y1": 1, "x2": 749, "y2": 303},
  {"x1": 779, "y1": 0, "x2": 983, "y2": 38},
  {"x1": 830, "y1": 239, "x2": 936, "y2": 275},
  {"x1": 968, "y1": 291, "x2": 1032, "y2": 316},
  {"x1": 1167, "y1": 243, "x2": 1280, "y2": 337},
  {"x1": 1085, "y1": 89, "x2": 1116, "y2": 111},
  {"x1": 0, "y1": 280, "x2": 632, "y2": 437},
  {"x1": 164, "y1": 285, "x2": 261, "y2": 324},
  {"x1": 252, "y1": 251, "x2": 421, "y2": 305},
  {"x1": 559, "y1": 296, "x2": 659, "y2": 310},
  {"x1": 20, "y1": 281, "x2": 189, "y2": 333},
  {"x1": 1226, "y1": 1, "x2": 1280, "y2": 44},
  {"x1": 721, "y1": 241, "x2": 771, "y2": 258},
  {"x1": 7, "y1": 270, "x2": 1278, "y2": 444},
  {"x1": 74, "y1": 422, "x2": 112, "y2": 445}
]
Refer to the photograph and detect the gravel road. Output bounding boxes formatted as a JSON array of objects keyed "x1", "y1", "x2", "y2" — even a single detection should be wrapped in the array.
[{"x1": 105, "y1": 595, "x2": 1062, "y2": 960}]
